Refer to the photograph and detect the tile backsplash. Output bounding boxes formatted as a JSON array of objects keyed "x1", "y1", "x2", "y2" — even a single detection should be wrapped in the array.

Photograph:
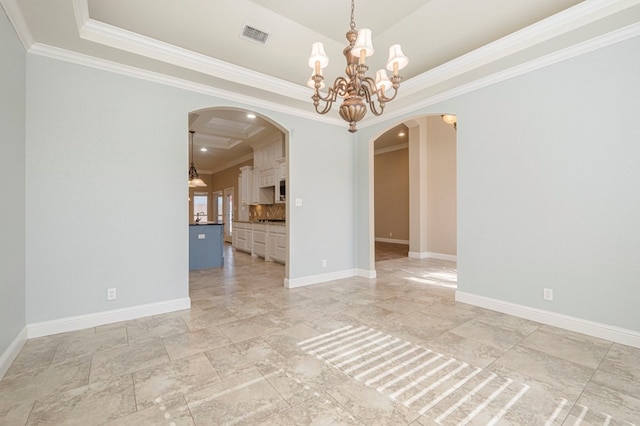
[{"x1": 250, "y1": 203, "x2": 285, "y2": 221}]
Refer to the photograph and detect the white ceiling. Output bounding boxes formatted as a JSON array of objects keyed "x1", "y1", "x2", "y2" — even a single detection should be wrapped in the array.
[{"x1": 4, "y1": 0, "x2": 640, "y2": 172}]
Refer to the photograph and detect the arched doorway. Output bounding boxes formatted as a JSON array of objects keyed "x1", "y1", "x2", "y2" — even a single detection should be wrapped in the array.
[
  {"x1": 371, "y1": 115, "x2": 458, "y2": 266},
  {"x1": 187, "y1": 107, "x2": 290, "y2": 283}
]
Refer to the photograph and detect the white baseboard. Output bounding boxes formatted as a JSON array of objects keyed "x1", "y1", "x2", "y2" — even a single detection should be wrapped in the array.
[
  {"x1": 408, "y1": 251, "x2": 457, "y2": 262},
  {"x1": 456, "y1": 291, "x2": 640, "y2": 349},
  {"x1": 285, "y1": 269, "x2": 357, "y2": 289},
  {"x1": 357, "y1": 269, "x2": 377, "y2": 279},
  {"x1": 27, "y1": 297, "x2": 191, "y2": 339},
  {"x1": 375, "y1": 238, "x2": 409, "y2": 245},
  {"x1": 0, "y1": 327, "x2": 28, "y2": 380}
]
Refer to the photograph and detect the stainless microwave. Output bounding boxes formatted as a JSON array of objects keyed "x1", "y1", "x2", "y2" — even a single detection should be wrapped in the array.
[{"x1": 279, "y1": 178, "x2": 286, "y2": 202}]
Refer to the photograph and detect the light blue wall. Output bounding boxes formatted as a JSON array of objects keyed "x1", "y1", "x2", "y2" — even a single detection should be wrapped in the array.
[
  {"x1": 24, "y1": 54, "x2": 352, "y2": 324},
  {"x1": 0, "y1": 8, "x2": 26, "y2": 357},
  {"x1": 357, "y1": 35, "x2": 640, "y2": 332}
]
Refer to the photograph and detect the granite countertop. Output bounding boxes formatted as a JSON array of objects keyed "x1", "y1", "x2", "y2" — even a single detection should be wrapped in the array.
[
  {"x1": 190, "y1": 222, "x2": 224, "y2": 226},
  {"x1": 233, "y1": 220, "x2": 285, "y2": 225}
]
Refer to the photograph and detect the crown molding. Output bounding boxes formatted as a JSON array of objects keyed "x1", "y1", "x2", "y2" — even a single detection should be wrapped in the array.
[
  {"x1": 210, "y1": 153, "x2": 254, "y2": 175},
  {"x1": 72, "y1": 1, "x2": 310, "y2": 104},
  {"x1": 27, "y1": 43, "x2": 344, "y2": 129},
  {"x1": 360, "y1": 20, "x2": 640, "y2": 130},
  {"x1": 401, "y1": 0, "x2": 640, "y2": 98},
  {"x1": 375, "y1": 143, "x2": 408, "y2": 155},
  {"x1": 0, "y1": 0, "x2": 34, "y2": 49},
  {"x1": 23, "y1": 2, "x2": 640, "y2": 136}
]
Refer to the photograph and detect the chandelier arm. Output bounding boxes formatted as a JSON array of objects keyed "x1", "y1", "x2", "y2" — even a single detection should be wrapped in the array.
[
  {"x1": 359, "y1": 77, "x2": 377, "y2": 97},
  {"x1": 312, "y1": 77, "x2": 352, "y2": 115},
  {"x1": 357, "y1": 79, "x2": 384, "y2": 117},
  {"x1": 360, "y1": 77, "x2": 400, "y2": 104},
  {"x1": 378, "y1": 85, "x2": 400, "y2": 103},
  {"x1": 313, "y1": 95, "x2": 335, "y2": 115},
  {"x1": 367, "y1": 92, "x2": 386, "y2": 117}
]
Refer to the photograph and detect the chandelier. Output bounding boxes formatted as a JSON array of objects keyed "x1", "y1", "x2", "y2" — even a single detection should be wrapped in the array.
[
  {"x1": 188, "y1": 130, "x2": 206, "y2": 187},
  {"x1": 307, "y1": 0, "x2": 409, "y2": 133}
]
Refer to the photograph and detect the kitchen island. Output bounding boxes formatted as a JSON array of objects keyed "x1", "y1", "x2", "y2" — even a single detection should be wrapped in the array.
[{"x1": 189, "y1": 223, "x2": 224, "y2": 270}]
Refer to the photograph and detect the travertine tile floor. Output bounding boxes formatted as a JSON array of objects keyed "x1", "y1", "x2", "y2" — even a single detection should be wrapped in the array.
[{"x1": 1, "y1": 244, "x2": 639, "y2": 425}]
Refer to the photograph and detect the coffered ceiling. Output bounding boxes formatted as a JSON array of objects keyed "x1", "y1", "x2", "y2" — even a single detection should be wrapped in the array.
[{"x1": 4, "y1": 0, "x2": 640, "y2": 172}]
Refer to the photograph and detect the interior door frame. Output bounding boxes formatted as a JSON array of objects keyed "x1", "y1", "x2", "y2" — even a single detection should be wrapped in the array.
[{"x1": 223, "y1": 187, "x2": 234, "y2": 243}]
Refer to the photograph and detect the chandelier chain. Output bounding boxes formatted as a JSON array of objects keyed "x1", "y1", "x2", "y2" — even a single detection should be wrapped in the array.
[{"x1": 350, "y1": 0, "x2": 356, "y2": 31}]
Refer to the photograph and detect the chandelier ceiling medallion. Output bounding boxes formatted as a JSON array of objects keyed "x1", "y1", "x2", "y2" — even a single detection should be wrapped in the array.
[
  {"x1": 308, "y1": 0, "x2": 409, "y2": 133},
  {"x1": 188, "y1": 130, "x2": 206, "y2": 188}
]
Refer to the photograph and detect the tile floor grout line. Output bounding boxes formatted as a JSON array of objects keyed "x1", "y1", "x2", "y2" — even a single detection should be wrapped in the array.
[{"x1": 562, "y1": 339, "x2": 616, "y2": 425}]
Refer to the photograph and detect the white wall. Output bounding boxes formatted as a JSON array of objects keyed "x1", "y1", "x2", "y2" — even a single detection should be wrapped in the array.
[
  {"x1": 23, "y1": 53, "x2": 353, "y2": 326},
  {"x1": 455, "y1": 35, "x2": 640, "y2": 332},
  {"x1": 357, "y1": 35, "x2": 640, "y2": 334},
  {"x1": 0, "y1": 7, "x2": 26, "y2": 369},
  {"x1": 288, "y1": 119, "x2": 355, "y2": 280}
]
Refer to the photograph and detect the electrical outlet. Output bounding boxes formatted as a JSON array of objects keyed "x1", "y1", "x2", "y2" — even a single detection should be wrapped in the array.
[
  {"x1": 389, "y1": 232, "x2": 393, "y2": 237},
  {"x1": 543, "y1": 288, "x2": 553, "y2": 301},
  {"x1": 322, "y1": 259, "x2": 327, "y2": 267},
  {"x1": 107, "y1": 288, "x2": 117, "y2": 301}
]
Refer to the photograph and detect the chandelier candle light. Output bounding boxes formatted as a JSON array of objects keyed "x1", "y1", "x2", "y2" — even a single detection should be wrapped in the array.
[
  {"x1": 188, "y1": 130, "x2": 206, "y2": 187},
  {"x1": 308, "y1": 0, "x2": 408, "y2": 132}
]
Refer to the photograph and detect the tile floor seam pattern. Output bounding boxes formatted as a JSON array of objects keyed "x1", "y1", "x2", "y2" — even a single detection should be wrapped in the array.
[{"x1": 1, "y1": 243, "x2": 639, "y2": 425}]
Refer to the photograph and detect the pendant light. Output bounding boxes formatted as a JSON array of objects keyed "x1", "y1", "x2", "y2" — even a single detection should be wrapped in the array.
[{"x1": 188, "y1": 130, "x2": 206, "y2": 187}]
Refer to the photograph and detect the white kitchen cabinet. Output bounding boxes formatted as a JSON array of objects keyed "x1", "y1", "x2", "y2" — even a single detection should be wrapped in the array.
[
  {"x1": 253, "y1": 143, "x2": 276, "y2": 171},
  {"x1": 253, "y1": 138, "x2": 284, "y2": 172},
  {"x1": 235, "y1": 222, "x2": 286, "y2": 263},
  {"x1": 258, "y1": 169, "x2": 276, "y2": 188},
  {"x1": 250, "y1": 172, "x2": 259, "y2": 205},
  {"x1": 267, "y1": 223, "x2": 286, "y2": 263},
  {"x1": 238, "y1": 166, "x2": 254, "y2": 205},
  {"x1": 232, "y1": 222, "x2": 252, "y2": 253},
  {"x1": 252, "y1": 224, "x2": 267, "y2": 258}
]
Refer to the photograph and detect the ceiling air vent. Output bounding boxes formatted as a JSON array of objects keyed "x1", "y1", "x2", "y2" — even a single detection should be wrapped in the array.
[{"x1": 241, "y1": 25, "x2": 269, "y2": 45}]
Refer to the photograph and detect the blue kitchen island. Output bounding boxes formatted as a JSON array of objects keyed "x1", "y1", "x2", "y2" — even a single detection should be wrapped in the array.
[{"x1": 189, "y1": 223, "x2": 224, "y2": 270}]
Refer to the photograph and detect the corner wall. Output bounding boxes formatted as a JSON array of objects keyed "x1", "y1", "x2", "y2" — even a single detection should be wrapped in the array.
[
  {"x1": 357, "y1": 34, "x2": 640, "y2": 342},
  {"x1": 455, "y1": 35, "x2": 640, "y2": 334},
  {"x1": 0, "y1": 6, "x2": 27, "y2": 375}
]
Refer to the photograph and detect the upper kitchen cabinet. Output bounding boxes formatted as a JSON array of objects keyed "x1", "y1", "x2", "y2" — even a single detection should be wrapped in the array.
[
  {"x1": 252, "y1": 134, "x2": 284, "y2": 172},
  {"x1": 238, "y1": 133, "x2": 286, "y2": 206},
  {"x1": 239, "y1": 166, "x2": 254, "y2": 205}
]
